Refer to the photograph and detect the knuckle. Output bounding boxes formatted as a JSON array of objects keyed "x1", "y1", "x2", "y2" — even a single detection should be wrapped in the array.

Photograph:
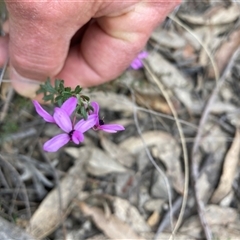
[{"x1": 11, "y1": 51, "x2": 61, "y2": 79}]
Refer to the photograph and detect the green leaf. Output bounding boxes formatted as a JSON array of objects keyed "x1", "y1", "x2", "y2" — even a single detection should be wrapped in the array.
[
  {"x1": 81, "y1": 95, "x2": 90, "y2": 102},
  {"x1": 74, "y1": 85, "x2": 82, "y2": 94},
  {"x1": 54, "y1": 79, "x2": 61, "y2": 89},
  {"x1": 88, "y1": 105, "x2": 93, "y2": 112},
  {"x1": 64, "y1": 87, "x2": 71, "y2": 92},
  {"x1": 55, "y1": 95, "x2": 62, "y2": 101},
  {"x1": 80, "y1": 106, "x2": 88, "y2": 120},
  {"x1": 57, "y1": 99, "x2": 63, "y2": 106},
  {"x1": 46, "y1": 80, "x2": 57, "y2": 94},
  {"x1": 43, "y1": 94, "x2": 54, "y2": 102},
  {"x1": 62, "y1": 92, "x2": 72, "y2": 99}
]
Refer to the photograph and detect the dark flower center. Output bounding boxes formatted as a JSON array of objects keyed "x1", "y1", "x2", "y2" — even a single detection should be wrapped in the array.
[
  {"x1": 68, "y1": 130, "x2": 74, "y2": 139},
  {"x1": 99, "y1": 119, "x2": 104, "y2": 126}
]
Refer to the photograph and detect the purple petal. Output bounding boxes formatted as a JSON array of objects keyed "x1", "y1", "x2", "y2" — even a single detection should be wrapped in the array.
[
  {"x1": 99, "y1": 124, "x2": 125, "y2": 133},
  {"x1": 71, "y1": 130, "x2": 84, "y2": 144},
  {"x1": 53, "y1": 107, "x2": 72, "y2": 133},
  {"x1": 61, "y1": 97, "x2": 77, "y2": 116},
  {"x1": 138, "y1": 51, "x2": 148, "y2": 59},
  {"x1": 90, "y1": 102, "x2": 99, "y2": 115},
  {"x1": 32, "y1": 100, "x2": 55, "y2": 123},
  {"x1": 74, "y1": 114, "x2": 98, "y2": 133},
  {"x1": 130, "y1": 59, "x2": 143, "y2": 70},
  {"x1": 43, "y1": 133, "x2": 70, "y2": 152},
  {"x1": 130, "y1": 51, "x2": 148, "y2": 70}
]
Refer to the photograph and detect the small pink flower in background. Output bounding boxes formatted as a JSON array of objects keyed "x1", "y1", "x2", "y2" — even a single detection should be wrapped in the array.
[
  {"x1": 32, "y1": 97, "x2": 77, "y2": 123},
  {"x1": 43, "y1": 108, "x2": 97, "y2": 152},
  {"x1": 130, "y1": 51, "x2": 148, "y2": 70},
  {"x1": 91, "y1": 102, "x2": 125, "y2": 133}
]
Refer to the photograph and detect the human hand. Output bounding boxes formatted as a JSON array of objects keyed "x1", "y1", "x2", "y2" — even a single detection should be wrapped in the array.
[{"x1": 0, "y1": 1, "x2": 180, "y2": 99}]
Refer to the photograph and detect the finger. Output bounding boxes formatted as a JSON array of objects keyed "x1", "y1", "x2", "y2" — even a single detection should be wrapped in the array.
[
  {"x1": 56, "y1": 1, "x2": 180, "y2": 88},
  {"x1": 5, "y1": 1, "x2": 94, "y2": 96}
]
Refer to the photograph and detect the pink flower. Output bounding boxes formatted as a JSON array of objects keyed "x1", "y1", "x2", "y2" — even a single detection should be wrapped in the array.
[
  {"x1": 130, "y1": 51, "x2": 148, "y2": 70},
  {"x1": 33, "y1": 96, "x2": 97, "y2": 152},
  {"x1": 33, "y1": 97, "x2": 77, "y2": 123},
  {"x1": 91, "y1": 102, "x2": 125, "y2": 133},
  {"x1": 33, "y1": 97, "x2": 124, "y2": 152},
  {"x1": 43, "y1": 108, "x2": 97, "y2": 152}
]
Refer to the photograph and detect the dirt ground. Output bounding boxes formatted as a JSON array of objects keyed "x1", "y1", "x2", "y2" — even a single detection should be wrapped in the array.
[{"x1": 1, "y1": 1, "x2": 240, "y2": 240}]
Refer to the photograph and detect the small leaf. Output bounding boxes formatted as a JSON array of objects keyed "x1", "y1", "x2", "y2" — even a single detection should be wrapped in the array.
[
  {"x1": 57, "y1": 99, "x2": 63, "y2": 106},
  {"x1": 74, "y1": 85, "x2": 82, "y2": 94},
  {"x1": 54, "y1": 79, "x2": 61, "y2": 89},
  {"x1": 43, "y1": 94, "x2": 54, "y2": 102},
  {"x1": 80, "y1": 106, "x2": 88, "y2": 120},
  {"x1": 55, "y1": 95, "x2": 62, "y2": 101},
  {"x1": 64, "y1": 87, "x2": 71, "y2": 92},
  {"x1": 81, "y1": 95, "x2": 90, "y2": 102},
  {"x1": 87, "y1": 105, "x2": 93, "y2": 112}
]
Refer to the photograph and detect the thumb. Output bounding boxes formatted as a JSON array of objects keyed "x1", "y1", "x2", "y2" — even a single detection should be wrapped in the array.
[{"x1": 10, "y1": 67, "x2": 41, "y2": 99}]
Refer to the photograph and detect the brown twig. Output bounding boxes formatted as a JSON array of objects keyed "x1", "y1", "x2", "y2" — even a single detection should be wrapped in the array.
[
  {"x1": 191, "y1": 47, "x2": 240, "y2": 240},
  {"x1": 155, "y1": 196, "x2": 183, "y2": 235},
  {"x1": 0, "y1": 58, "x2": 8, "y2": 88},
  {"x1": 129, "y1": 88, "x2": 174, "y2": 233},
  {"x1": 0, "y1": 86, "x2": 15, "y2": 123},
  {"x1": 1, "y1": 128, "x2": 37, "y2": 142},
  {"x1": 143, "y1": 62, "x2": 189, "y2": 239}
]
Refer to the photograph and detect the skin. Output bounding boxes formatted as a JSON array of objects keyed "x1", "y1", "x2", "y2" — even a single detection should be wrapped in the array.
[{"x1": 0, "y1": 1, "x2": 181, "y2": 99}]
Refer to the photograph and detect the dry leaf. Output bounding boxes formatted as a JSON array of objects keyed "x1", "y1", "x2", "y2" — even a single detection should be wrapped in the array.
[
  {"x1": 100, "y1": 136, "x2": 136, "y2": 167},
  {"x1": 180, "y1": 205, "x2": 238, "y2": 239},
  {"x1": 205, "y1": 205, "x2": 238, "y2": 225},
  {"x1": 147, "y1": 211, "x2": 160, "y2": 228},
  {"x1": 89, "y1": 91, "x2": 133, "y2": 113},
  {"x1": 79, "y1": 202, "x2": 145, "y2": 240},
  {"x1": 211, "y1": 129, "x2": 240, "y2": 203},
  {"x1": 145, "y1": 232, "x2": 193, "y2": 240},
  {"x1": 152, "y1": 142, "x2": 183, "y2": 194},
  {"x1": 178, "y1": 4, "x2": 240, "y2": 25},
  {"x1": 219, "y1": 191, "x2": 234, "y2": 207},
  {"x1": 64, "y1": 147, "x2": 82, "y2": 159},
  {"x1": 65, "y1": 147, "x2": 128, "y2": 176},
  {"x1": 120, "y1": 131, "x2": 184, "y2": 194},
  {"x1": 197, "y1": 123, "x2": 227, "y2": 203},
  {"x1": 120, "y1": 131, "x2": 175, "y2": 154},
  {"x1": 85, "y1": 148, "x2": 128, "y2": 176},
  {"x1": 210, "y1": 100, "x2": 236, "y2": 114},
  {"x1": 111, "y1": 196, "x2": 151, "y2": 234},
  {"x1": 144, "y1": 199, "x2": 165, "y2": 212},
  {"x1": 182, "y1": 25, "x2": 229, "y2": 52},
  {"x1": 146, "y1": 52, "x2": 189, "y2": 88},
  {"x1": 151, "y1": 28, "x2": 186, "y2": 49},
  {"x1": 26, "y1": 156, "x2": 87, "y2": 239},
  {"x1": 135, "y1": 91, "x2": 172, "y2": 114},
  {"x1": 85, "y1": 234, "x2": 108, "y2": 240},
  {"x1": 146, "y1": 52, "x2": 203, "y2": 113},
  {"x1": 151, "y1": 171, "x2": 174, "y2": 199},
  {"x1": 208, "y1": 27, "x2": 240, "y2": 78}
]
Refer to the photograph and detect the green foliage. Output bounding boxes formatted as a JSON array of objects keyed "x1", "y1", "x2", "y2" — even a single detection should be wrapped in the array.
[
  {"x1": 0, "y1": 118, "x2": 19, "y2": 142},
  {"x1": 2, "y1": 120, "x2": 18, "y2": 133},
  {"x1": 36, "y1": 78, "x2": 92, "y2": 119}
]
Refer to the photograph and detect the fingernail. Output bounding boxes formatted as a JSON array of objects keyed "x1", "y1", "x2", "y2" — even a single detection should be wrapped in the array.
[{"x1": 10, "y1": 67, "x2": 41, "y2": 99}]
